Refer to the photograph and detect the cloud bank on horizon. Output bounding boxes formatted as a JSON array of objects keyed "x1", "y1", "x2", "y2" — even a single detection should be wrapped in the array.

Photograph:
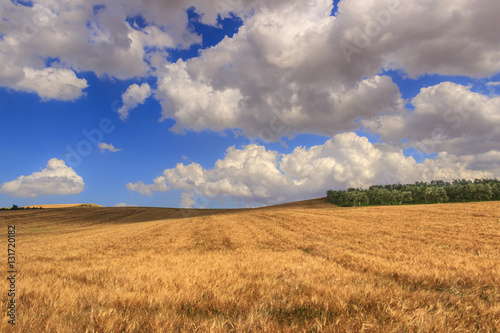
[
  {"x1": 0, "y1": 159, "x2": 84, "y2": 198},
  {"x1": 1, "y1": 0, "x2": 499, "y2": 206},
  {"x1": 126, "y1": 132, "x2": 495, "y2": 206}
]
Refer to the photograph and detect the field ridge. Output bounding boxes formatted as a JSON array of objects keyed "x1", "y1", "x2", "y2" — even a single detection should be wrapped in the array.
[{"x1": 1, "y1": 201, "x2": 499, "y2": 332}]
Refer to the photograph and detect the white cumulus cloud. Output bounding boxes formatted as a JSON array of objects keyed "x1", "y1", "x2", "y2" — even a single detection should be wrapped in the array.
[
  {"x1": 114, "y1": 203, "x2": 138, "y2": 207},
  {"x1": 153, "y1": 0, "x2": 500, "y2": 140},
  {"x1": 180, "y1": 192, "x2": 195, "y2": 208},
  {"x1": 98, "y1": 142, "x2": 122, "y2": 153},
  {"x1": 15, "y1": 67, "x2": 88, "y2": 101},
  {"x1": 0, "y1": 0, "x2": 203, "y2": 99},
  {"x1": 118, "y1": 83, "x2": 152, "y2": 120},
  {"x1": 362, "y1": 82, "x2": 500, "y2": 156},
  {"x1": 127, "y1": 132, "x2": 494, "y2": 206},
  {"x1": 126, "y1": 177, "x2": 169, "y2": 196},
  {"x1": 0, "y1": 158, "x2": 85, "y2": 198}
]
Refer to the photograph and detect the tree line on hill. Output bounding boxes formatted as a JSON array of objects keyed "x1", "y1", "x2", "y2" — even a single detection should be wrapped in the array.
[
  {"x1": 327, "y1": 179, "x2": 500, "y2": 207},
  {"x1": 0, "y1": 204, "x2": 43, "y2": 211}
]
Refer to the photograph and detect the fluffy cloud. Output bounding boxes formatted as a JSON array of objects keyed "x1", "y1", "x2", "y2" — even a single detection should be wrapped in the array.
[
  {"x1": 332, "y1": 0, "x2": 500, "y2": 78},
  {"x1": 118, "y1": 83, "x2": 152, "y2": 120},
  {"x1": 362, "y1": 82, "x2": 500, "y2": 155},
  {"x1": 375, "y1": 0, "x2": 500, "y2": 78},
  {"x1": 155, "y1": 0, "x2": 500, "y2": 140},
  {"x1": 180, "y1": 192, "x2": 195, "y2": 208},
  {"x1": 115, "y1": 203, "x2": 138, "y2": 207},
  {"x1": 3, "y1": 0, "x2": 500, "y2": 126},
  {"x1": 127, "y1": 132, "x2": 494, "y2": 206},
  {"x1": 98, "y1": 142, "x2": 122, "y2": 153},
  {"x1": 14, "y1": 67, "x2": 88, "y2": 101},
  {"x1": 155, "y1": 1, "x2": 400, "y2": 138},
  {"x1": 158, "y1": 60, "x2": 404, "y2": 138},
  {"x1": 459, "y1": 151, "x2": 500, "y2": 177},
  {"x1": 0, "y1": 158, "x2": 85, "y2": 198},
  {"x1": 0, "y1": 0, "x2": 203, "y2": 99},
  {"x1": 126, "y1": 176, "x2": 169, "y2": 196}
]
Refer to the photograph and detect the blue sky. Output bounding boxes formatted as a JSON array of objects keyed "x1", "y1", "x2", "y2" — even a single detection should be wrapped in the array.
[{"x1": 1, "y1": 0, "x2": 499, "y2": 208}]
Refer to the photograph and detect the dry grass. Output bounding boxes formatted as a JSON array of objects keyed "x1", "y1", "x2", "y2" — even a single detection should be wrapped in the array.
[
  {"x1": 21, "y1": 204, "x2": 103, "y2": 209},
  {"x1": 1, "y1": 200, "x2": 499, "y2": 332}
]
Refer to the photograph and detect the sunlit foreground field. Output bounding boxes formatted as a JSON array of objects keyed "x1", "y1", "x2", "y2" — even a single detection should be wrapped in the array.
[{"x1": 1, "y1": 200, "x2": 500, "y2": 332}]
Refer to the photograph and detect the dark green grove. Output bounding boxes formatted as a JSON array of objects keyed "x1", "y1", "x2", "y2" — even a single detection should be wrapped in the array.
[
  {"x1": 0, "y1": 205, "x2": 43, "y2": 211},
  {"x1": 327, "y1": 179, "x2": 500, "y2": 207}
]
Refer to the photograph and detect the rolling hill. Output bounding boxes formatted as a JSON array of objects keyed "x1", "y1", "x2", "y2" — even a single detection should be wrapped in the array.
[
  {"x1": 1, "y1": 200, "x2": 499, "y2": 332},
  {"x1": 21, "y1": 203, "x2": 104, "y2": 209}
]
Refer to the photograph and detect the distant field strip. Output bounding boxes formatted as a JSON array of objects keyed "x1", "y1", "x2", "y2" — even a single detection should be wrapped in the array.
[{"x1": 1, "y1": 201, "x2": 499, "y2": 332}]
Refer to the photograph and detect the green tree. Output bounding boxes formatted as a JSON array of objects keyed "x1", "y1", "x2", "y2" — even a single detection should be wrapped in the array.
[
  {"x1": 327, "y1": 178, "x2": 499, "y2": 208},
  {"x1": 492, "y1": 184, "x2": 500, "y2": 200},
  {"x1": 474, "y1": 184, "x2": 493, "y2": 201},
  {"x1": 434, "y1": 187, "x2": 449, "y2": 203},
  {"x1": 367, "y1": 187, "x2": 380, "y2": 204},
  {"x1": 424, "y1": 187, "x2": 435, "y2": 204},
  {"x1": 401, "y1": 191, "x2": 412, "y2": 205},
  {"x1": 377, "y1": 188, "x2": 393, "y2": 205},
  {"x1": 393, "y1": 190, "x2": 403, "y2": 205},
  {"x1": 345, "y1": 191, "x2": 358, "y2": 207},
  {"x1": 341, "y1": 191, "x2": 368, "y2": 207},
  {"x1": 466, "y1": 183, "x2": 477, "y2": 201},
  {"x1": 425, "y1": 187, "x2": 448, "y2": 204},
  {"x1": 452, "y1": 184, "x2": 467, "y2": 203},
  {"x1": 412, "y1": 185, "x2": 427, "y2": 203},
  {"x1": 355, "y1": 191, "x2": 369, "y2": 207}
]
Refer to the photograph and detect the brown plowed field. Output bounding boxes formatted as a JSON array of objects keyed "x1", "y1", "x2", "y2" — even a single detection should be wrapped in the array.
[{"x1": 1, "y1": 200, "x2": 499, "y2": 332}]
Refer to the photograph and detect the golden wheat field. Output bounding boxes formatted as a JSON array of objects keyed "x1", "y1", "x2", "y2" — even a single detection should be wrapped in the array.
[{"x1": 1, "y1": 200, "x2": 500, "y2": 332}]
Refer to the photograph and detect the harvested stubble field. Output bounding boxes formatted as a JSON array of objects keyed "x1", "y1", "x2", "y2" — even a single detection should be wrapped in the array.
[{"x1": 1, "y1": 200, "x2": 500, "y2": 332}]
